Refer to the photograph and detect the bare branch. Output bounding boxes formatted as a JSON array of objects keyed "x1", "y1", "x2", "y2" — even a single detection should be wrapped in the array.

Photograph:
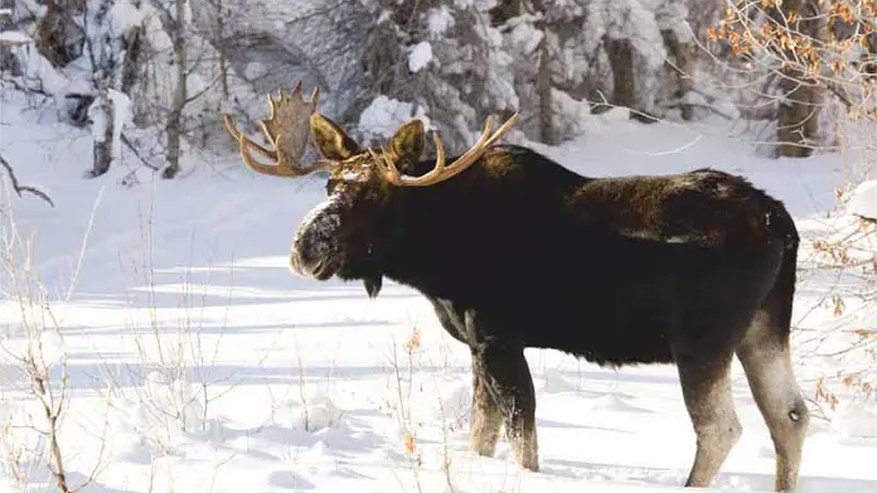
[
  {"x1": 121, "y1": 134, "x2": 160, "y2": 170},
  {"x1": 0, "y1": 154, "x2": 54, "y2": 207}
]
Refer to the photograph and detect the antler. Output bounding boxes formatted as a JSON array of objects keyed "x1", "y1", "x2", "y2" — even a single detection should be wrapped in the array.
[
  {"x1": 223, "y1": 82, "x2": 334, "y2": 177},
  {"x1": 371, "y1": 113, "x2": 519, "y2": 187}
]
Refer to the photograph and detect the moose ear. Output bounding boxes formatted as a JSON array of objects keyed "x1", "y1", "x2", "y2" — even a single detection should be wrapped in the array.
[
  {"x1": 389, "y1": 119, "x2": 425, "y2": 171},
  {"x1": 310, "y1": 113, "x2": 361, "y2": 160}
]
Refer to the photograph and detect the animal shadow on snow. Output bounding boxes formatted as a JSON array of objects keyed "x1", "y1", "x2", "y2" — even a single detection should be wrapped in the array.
[
  {"x1": 116, "y1": 263, "x2": 418, "y2": 309},
  {"x1": 57, "y1": 361, "x2": 457, "y2": 391}
]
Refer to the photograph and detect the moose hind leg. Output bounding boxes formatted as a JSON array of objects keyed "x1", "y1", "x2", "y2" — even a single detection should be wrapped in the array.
[
  {"x1": 677, "y1": 356, "x2": 742, "y2": 488},
  {"x1": 470, "y1": 366, "x2": 503, "y2": 456},
  {"x1": 472, "y1": 342, "x2": 538, "y2": 471},
  {"x1": 737, "y1": 312, "x2": 809, "y2": 492}
]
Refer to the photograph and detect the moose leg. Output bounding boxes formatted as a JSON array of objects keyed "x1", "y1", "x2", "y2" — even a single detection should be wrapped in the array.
[
  {"x1": 470, "y1": 365, "x2": 503, "y2": 456},
  {"x1": 737, "y1": 312, "x2": 809, "y2": 492},
  {"x1": 428, "y1": 299, "x2": 503, "y2": 455},
  {"x1": 471, "y1": 342, "x2": 538, "y2": 471},
  {"x1": 677, "y1": 355, "x2": 741, "y2": 488}
]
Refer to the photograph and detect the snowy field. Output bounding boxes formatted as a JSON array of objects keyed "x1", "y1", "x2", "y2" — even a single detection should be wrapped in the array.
[{"x1": 1, "y1": 92, "x2": 876, "y2": 493}]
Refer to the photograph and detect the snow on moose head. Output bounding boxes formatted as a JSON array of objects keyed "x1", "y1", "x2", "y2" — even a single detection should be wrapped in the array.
[{"x1": 223, "y1": 83, "x2": 518, "y2": 297}]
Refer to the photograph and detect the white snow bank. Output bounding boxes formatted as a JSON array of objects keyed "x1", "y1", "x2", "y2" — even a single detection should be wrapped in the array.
[{"x1": 847, "y1": 180, "x2": 877, "y2": 219}]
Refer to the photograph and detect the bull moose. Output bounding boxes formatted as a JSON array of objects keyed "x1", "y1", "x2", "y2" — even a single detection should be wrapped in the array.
[{"x1": 223, "y1": 84, "x2": 809, "y2": 491}]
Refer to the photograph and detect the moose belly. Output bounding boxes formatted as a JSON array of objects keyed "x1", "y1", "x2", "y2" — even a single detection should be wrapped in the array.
[
  {"x1": 508, "y1": 244, "x2": 779, "y2": 367},
  {"x1": 521, "y1": 292, "x2": 678, "y2": 366}
]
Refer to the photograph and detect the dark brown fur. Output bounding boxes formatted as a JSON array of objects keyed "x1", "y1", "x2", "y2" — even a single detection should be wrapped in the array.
[{"x1": 285, "y1": 121, "x2": 809, "y2": 491}]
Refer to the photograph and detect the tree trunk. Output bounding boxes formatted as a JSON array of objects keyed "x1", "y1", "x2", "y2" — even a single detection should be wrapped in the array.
[
  {"x1": 35, "y1": 0, "x2": 84, "y2": 67},
  {"x1": 605, "y1": 36, "x2": 635, "y2": 111},
  {"x1": 537, "y1": 39, "x2": 556, "y2": 145},
  {"x1": 120, "y1": 26, "x2": 143, "y2": 95},
  {"x1": 90, "y1": 79, "x2": 114, "y2": 178},
  {"x1": 776, "y1": 0, "x2": 822, "y2": 158},
  {"x1": 162, "y1": 0, "x2": 187, "y2": 179},
  {"x1": 661, "y1": 29, "x2": 694, "y2": 121}
]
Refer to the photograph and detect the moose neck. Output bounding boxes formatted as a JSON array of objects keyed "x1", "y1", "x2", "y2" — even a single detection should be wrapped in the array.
[{"x1": 374, "y1": 147, "x2": 586, "y2": 303}]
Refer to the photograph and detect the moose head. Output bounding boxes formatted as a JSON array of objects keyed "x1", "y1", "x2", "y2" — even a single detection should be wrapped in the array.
[{"x1": 223, "y1": 83, "x2": 518, "y2": 297}]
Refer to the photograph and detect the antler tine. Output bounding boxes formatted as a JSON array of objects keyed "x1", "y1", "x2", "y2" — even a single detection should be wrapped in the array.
[
  {"x1": 223, "y1": 81, "x2": 335, "y2": 178},
  {"x1": 224, "y1": 113, "x2": 277, "y2": 162},
  {"x1": 380, "y1": 112, "x2": 518, "y2": 187}
]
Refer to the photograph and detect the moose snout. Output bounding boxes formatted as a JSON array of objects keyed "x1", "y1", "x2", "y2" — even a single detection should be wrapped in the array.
[
  {"x1": 289, "y1": 203, "x2": 342, "y2": 280},
  {"x1": 289, "y1": 209, "x2": 341, "y2": 280},
  {"x1": 290, "y1": 232, "x2": 324, "y2": 278}
]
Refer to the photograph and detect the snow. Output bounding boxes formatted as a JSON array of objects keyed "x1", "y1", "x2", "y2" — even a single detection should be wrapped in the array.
[
  {"x1": 377, "y1": 9, "x2": 392, "y2": 25},
  {"x1": 358, "y1": 95, "x2": 431, "y2": 138},
  {"x1": 655, "y1": 1, "x2": 693, "y2": 44},
  {"x1": 109, "y1": 89, "x2": 132, "y2": 157},
  {"x1": 2, "y1": 89, "x2": 877, "y2": 492},
  {"x1": 426, "y1": 5, "x2": 454, "y2": 37},
  {"x1": 87, "y1": 88, "x2": 130, "y2": 156},
  {"x1": 847, "y1": 180, "x2": 877, "y2": 219},
  {"x1": 14, "y1": 0, "x2": 45, "y2": 18},
  {"x1": 681, "y1": 90, "x2": 708, "y2": 107},
  {"x1": 837, "y1": 401, "x2": 877, "y2": 439},
  {"x1": 12, "y1": 44, "x2": 87, "y2": 98},
  {"x1": 509, "y1": 21, "x2": 543, "y2": 55},
  {"x1": 408, "y1": 41, "x2": 433, "y2": 73},
  {"x1": 0, "y1": 30, "x2": 30, "y2": 44},
  {"x1": 88, "y1": 98, "x2": 108, "y2": 143},
  {"x1": 107, "y1": 0, "x2": 146, "y2": 35}
]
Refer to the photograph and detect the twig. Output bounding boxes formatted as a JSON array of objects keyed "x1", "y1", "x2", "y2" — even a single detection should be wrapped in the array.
[
  {"x1": 121, "y1": 134, "x2": 160, "y2": 170},
  {"x1": 0, "y1": 155, "x2": 54, "y2": 207}
]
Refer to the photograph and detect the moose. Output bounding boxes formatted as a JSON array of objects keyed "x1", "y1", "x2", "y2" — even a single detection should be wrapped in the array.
[{"x1": 224, "y1": 84, "x2": 809, "y2": 491}]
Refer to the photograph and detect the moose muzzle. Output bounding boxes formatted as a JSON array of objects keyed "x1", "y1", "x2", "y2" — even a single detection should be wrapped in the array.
[{"x1": 290, "y1": 197, "x2": 344, "y2": 280}]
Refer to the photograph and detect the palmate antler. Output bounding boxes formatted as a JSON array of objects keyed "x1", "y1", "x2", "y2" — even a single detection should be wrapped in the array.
[
  {"x1": 223, "y1": 82, "x2": 334, "y2": 177},
  {"x1": 370, "y1": 113, "x2": 519, "y2": 187},
  {"x1": 224, "y1": 81, "x2": 519, "y2": 185}
]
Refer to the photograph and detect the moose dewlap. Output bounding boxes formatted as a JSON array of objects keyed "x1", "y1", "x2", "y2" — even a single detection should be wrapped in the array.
[{"x1": 223, "y1": 83, "x2": 809, "y2": 492}]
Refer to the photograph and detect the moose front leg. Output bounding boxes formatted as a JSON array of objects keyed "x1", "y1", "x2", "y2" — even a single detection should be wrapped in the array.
[
  {"x1": 461, "y1": 307, "x2": 539, "y2": 473},
  {"x1": 429, "y1": 299, "x2": 504, "y2": 456},
  {"x1": 471, "y1": 342, "x2": 539, "y2": 471},
  {"x1": 470, "y1": 359, "x2": 503, "y2": 456}
]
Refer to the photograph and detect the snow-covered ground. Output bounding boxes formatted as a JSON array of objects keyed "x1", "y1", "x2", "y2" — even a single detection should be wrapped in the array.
[{"x1": 1, "y1": 92, "x2": 876, "y2": 492}]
